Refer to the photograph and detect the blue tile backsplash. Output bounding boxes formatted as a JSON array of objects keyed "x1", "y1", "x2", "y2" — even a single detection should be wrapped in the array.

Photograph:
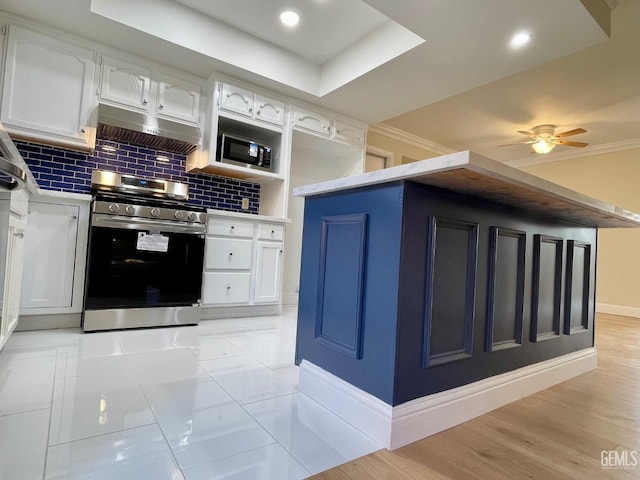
[{"x1": 15, "y1": 138, "x2": 260, "y2": 214}]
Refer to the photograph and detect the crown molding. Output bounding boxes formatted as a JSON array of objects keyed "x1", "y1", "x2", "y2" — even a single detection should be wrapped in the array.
[
  {"x1": 505, "y1": 138, "x2": 640, "y2": 168},
  {"x1": 368, "y1": 123, "x2": 457, "y2": 156}
]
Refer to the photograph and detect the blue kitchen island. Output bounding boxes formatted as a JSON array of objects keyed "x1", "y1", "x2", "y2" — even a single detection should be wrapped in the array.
[{"x1": 294, "y1": 151, "x2": 640, "y2": 449}]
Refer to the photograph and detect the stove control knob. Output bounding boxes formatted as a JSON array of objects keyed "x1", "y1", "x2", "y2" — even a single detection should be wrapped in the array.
[
  {"x1": 108, "y1": 203, "x2": 120, "y2": 213},
  {"x1": 174, "y1": 211, "x2": 185, "y2": 220},
  {"x1": 151, "y1": 208, "x2": 161, "y2": 217},
  {"x1": 187, "y1": 212, "x2": 197, "y2": 222},
  {"x1": 125, "y1": 205, "x2": 135, "y2": 215}
]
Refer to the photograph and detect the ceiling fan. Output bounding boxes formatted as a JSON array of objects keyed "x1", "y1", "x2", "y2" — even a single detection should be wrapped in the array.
[{"x1": 499, "y1": 124, "x2": 588, "y2": 154}]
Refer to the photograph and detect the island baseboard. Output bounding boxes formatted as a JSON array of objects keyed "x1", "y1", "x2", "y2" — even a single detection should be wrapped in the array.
[{"x1": 299, "y1": 347, "x2": 597, "y2": 450}]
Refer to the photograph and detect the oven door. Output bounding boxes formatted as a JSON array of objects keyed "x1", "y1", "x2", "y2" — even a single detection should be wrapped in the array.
[{"x1": 84, "y1": 215, "x2": 205, "y2": 312}]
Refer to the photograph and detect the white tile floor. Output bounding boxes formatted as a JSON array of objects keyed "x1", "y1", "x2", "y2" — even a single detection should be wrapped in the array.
[{"x1": 0, "y1": 308, "x2": 380, "y2": 479}]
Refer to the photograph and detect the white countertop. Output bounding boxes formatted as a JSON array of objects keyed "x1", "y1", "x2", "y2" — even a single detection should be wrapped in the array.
[
  {"x1": 207, "y1": 209, "x2": 289, "y2": 223},
  {"x1": 33, "y1": 189, "x2": 93, "y2": 202},
  {"x1": 293, "y1": 151, "x2": 640, "y2": 229}
]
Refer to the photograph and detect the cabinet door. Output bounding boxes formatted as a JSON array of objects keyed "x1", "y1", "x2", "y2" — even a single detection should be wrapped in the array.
[
  {"x1": 156, "y1": 73, "x2": 201, "y2": 124},
  {"x1": 20, "y1": 203, "x2": 79, "y2": 309},
  {"x1": 2, "y1": 214, "x2": 26, "y2": 339},
  {"x1": 253, "y1": 241, "x2": 283, "y2": 304},
  {"x1": 219, "y1": 83, "x2": 254, "y2": 118},
  {"x1": 100, "y1": 55, "x2": 151, "y2": 111},
  {"x1": 334, "y1": 120, "x2": 365, "y2": 147},
  {"x1": 291, "y1": 106, "x2": 331, "y2": 137},
  {"x1": 1, "y1": 24, "x2": 95, "y2": 144},
  {"x1": 254, "y1": 94, "x2": 285, "y2": 126}
]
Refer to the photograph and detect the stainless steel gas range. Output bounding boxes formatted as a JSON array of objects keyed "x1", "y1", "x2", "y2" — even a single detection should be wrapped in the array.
[{"x1": 83, "y1": 170, "x2": 206, "y2": 332}]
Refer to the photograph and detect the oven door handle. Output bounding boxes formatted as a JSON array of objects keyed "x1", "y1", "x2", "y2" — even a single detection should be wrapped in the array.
[{"x1": 92, "y1": 214, "x2": 206, "y2": 234}]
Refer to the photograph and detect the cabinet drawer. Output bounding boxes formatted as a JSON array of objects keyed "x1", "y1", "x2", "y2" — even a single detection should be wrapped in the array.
[
  {"x1": 257, "y1": 223, "x2": 284, "y2": 241},
  {"x1": 207, "y1": 218, "x2": 254, "y2": 237},
  {"x1": 202, "y1": 272, "x2": 251, "y2": 304},
  {"x1": 206, "y1": 238, "x2": 252, "y2": 269}
]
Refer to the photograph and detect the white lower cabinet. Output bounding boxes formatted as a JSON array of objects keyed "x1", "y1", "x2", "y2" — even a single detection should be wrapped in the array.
[
  {"x1": 202, "y1": 272, "x2": 251, "y2": 304},
  {"x1": 201, "y1": 213, "x2": 286, "y2": 309},
  {"x1": 0, "y1": 189, "x2": 28, "y2": 350},
  {"x1": 19, "y1": 196, "x2": 90, "y2": 317},
  {"x1": 254, "y1": 240, "x2": 283, "y2": 304}
]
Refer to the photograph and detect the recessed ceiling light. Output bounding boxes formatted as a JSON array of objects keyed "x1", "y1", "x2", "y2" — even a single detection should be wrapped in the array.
[
  {"x1": 280, "y1": 10, "x2": 300, "y2": 28},
  {"x1": 510, "y1": 32, "x2": 532, "y2": 48}
]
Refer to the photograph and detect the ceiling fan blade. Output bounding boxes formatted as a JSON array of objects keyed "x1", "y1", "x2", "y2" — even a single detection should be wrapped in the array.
[
  {"x1": 556, "y1": 140, "x2": 588, "y2": 147},
  {"x1": 497, "y1": 141, "x2": 535, "y2": 147},
  {"x1": 517, "y1": 130, "x2": 536, "y2": 137},
  {"x1": 556, "y1": 128, "x2": 587, "y2": 137}
]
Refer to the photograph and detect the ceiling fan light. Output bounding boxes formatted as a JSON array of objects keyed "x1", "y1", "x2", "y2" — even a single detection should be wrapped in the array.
[{"x1": 532, "y1": 139, "x2": 555, "y2": 154}]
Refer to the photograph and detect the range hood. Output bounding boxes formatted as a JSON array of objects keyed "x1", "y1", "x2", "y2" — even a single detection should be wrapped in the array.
[{"x1": 97, "y1": 104, "x2": 201, "y2": 155}]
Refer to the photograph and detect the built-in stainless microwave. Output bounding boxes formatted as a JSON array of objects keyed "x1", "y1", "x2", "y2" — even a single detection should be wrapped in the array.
[{"x1": 217, "y1": 134, "x2": 272, "y2": 172}]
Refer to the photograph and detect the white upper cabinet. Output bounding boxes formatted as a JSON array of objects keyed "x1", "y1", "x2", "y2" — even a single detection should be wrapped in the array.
[
  {"x1": 291, "y1": 105, "x2": 331, "y2": 137},
  {"x1": 253, "y1": 94, "x2": 286, "y2": 126},
  {"x1": 334, "y1": 119, "x2": 366, "y2": 147},
  {"x1": 0, "y1": 23, "x2": 96, "y2": 149},
  {"x1": 99, "y1": 55, "x2": 151, "y2": 111},
  {"x1": 291, "y1": 103, "x2": 366, "y2": 147},
  {"x1": 156, "y1": 73, "x2": 201, "y2": 124},
  {"x1": 219, "y1": 82, "x2": 286, "y2": 127},
  {"x1": 99, "y1": 55, "x2": 202, "y2": 125},
  {"x1": 219, "y1": 83, "x2": 254, "y2": 118}
]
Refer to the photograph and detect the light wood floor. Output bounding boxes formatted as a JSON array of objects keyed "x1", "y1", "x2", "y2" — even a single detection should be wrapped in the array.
[{"x1": 312, "y1": 314, "x2": 640, "y2": 479}]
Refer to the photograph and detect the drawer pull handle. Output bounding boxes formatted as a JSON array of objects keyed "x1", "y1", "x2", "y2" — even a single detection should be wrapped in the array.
[
  {"x1": 226, "y1": 286, "x2": 231, "y2": 290},
  {"x1": 230, "y1": 226, "x2": 235, "y2": 230},
  {"x1": 271, "y1": 230, "x2": 275, "y2": 234},
  {"x1": 228, "y1": 252, "x2": 233, "y2": 256}
]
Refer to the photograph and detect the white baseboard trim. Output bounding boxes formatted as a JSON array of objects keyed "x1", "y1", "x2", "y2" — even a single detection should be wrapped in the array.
[
  {"x1": 596, "y1": 303, "x2": 640, "y2": 318},
  {"x1": 282, "y1": 292, "x2": 298, "y2": 306},
  {"x1": 299, "y1": 347, "x2": 597, "y2": 450}
]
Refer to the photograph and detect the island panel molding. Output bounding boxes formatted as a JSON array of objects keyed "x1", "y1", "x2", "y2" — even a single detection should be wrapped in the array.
[
  {"x1": 485, "y1": 226, "x2": 527, "y2": 352},
  {"x1": 422, "y1": 216, "x2": 478, "y2": 368},
  {"x1": 314, "y1": 213, "x2": 368, "y2": 359},
  {"x1": 564, "y1": 240, "x2": 593, "y2": 335},
  {"x1": 530, "y1": 235, "x2": 564, "y2": 342}
]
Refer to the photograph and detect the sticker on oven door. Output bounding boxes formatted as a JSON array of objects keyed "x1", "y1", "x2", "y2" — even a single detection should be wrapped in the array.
[{"x1": 136, "y1": 232, "x2": 169, "y2": 252}]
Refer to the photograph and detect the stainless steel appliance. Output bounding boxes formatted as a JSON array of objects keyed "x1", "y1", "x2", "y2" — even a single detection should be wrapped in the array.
[
  {"x1": 83, "y1": 170, "x2": 207, "y2": 332},
  {"x1": 217, "y1": 133, "x2": 272, "y2": 172}
]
